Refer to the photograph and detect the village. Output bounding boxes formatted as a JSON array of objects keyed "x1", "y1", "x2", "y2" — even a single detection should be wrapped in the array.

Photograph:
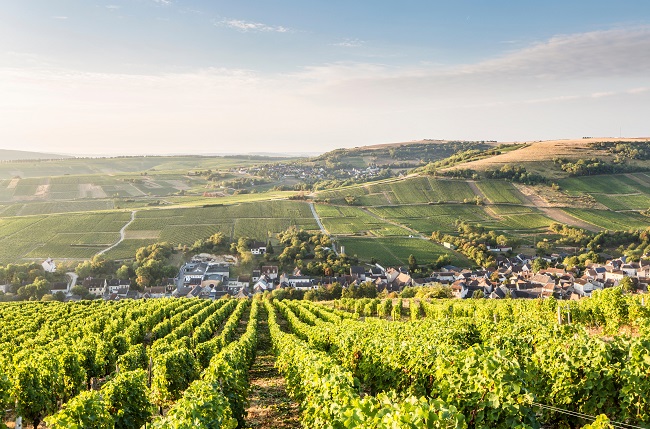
[{"x1": 11, "y1": 241, "x2": 648, "y2": 302}]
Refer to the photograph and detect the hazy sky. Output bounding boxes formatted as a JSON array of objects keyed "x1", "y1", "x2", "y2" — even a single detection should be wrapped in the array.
[{"x1": 1, "y1": 1, "x2": 649, "y2": 155}]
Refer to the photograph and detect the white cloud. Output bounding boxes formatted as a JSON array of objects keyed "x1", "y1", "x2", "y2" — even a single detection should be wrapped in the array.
[
  {"x1": 332, "y1": 39, "x2": 364, "y2": 48},
  {"x1": 105, "y1": 5, "x2": 120, "y2": 10},
  {"x1": 52, "y1": 16, "x2": 68, "y2": 20},
  {"x1": 1, "y1": 27, "x2": 648, "y2": 154},
  {"x1": 217, "y1": 18, "x2": 290, "y2": 33},
  {"x1": 153, "y1": 0, "x2": 172, "y2": 5}
]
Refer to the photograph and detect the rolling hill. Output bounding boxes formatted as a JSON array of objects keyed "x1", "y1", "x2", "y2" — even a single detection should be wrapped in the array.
[
  {"x1": 443, "y1": 137, "x2": 650, "y2": 178},
  {"x1": 0, "y1": 149, "x2": 72, "y2": 161}
]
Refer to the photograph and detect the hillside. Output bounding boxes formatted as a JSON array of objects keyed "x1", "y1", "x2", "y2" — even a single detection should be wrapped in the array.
[
  {"x1": 0, "y1": 149, "x2": 72, "y2": 161},
  {"x1": 444, "y1": 137, "x2": 650, "y2": 179},
  {"x1": 0, "y1": 138, "x2": 649, "y2": 268},
  {"x1": 311, "y1": 140, "x2": 499, "y2": 169}
]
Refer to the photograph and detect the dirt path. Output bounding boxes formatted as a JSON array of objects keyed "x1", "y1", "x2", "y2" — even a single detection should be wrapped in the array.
[
  {"x1": 515, "y1": 186, "x2": 601, "y2": 232},
  {"x1": 96, "y1": 210, "x2": 136, "y2": 256},
  {"x1": 309, "y1": 202, "x2": 328, "y2": 235},
  {"x1": 467, "y1": 180, "x2": 487, "y2": 201},
  {"x1": 245, "y1": 306, "x2": 300, "y2": 429},
  {"x1": 537, "y1": 207, "x2": 601, "y2": 232}
]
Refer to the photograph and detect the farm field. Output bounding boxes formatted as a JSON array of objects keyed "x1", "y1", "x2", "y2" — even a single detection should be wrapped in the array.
[
  {"x1": 475, "y1": 180, "x2": 525, "y2": 204},
  {"x1": 0, "y1": 212, "x2": 131, "y2": 263},
  {"x1": 315, "y1": 204, "x2": 411, "y2": 236},
  {"x1": 0, "y1": 201, "x2": 319, "y2": 263},
  {"x1": 0, "y1": 155, "x2": 290, "y2": 179},
  {"x1": 561, "y1": 208, "x2": 650, "y2": 230},
  {"x1": 337, "y1": 236, "x2": 469, "y2": 266},
  {"x1": 316, "y1": 176, "x2": 477, "y2": 205},
  {"x1": 2, "y1": 296, "x2": 643, "y2": 429},
  {"x1": 559, "y1": 174, "x2": 650, "y2": 195},
  {"x1": 592, "y1": 193, "x2": 650, "y2": 211}
]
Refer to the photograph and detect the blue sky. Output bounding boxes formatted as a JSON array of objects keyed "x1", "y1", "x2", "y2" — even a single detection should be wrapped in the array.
[{"x1": 0, "y1": 1, "x2": 649, "y2": 154}]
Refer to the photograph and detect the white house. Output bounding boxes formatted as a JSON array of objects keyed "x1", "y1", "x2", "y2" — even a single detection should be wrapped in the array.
[
  {"x1": 42, "y1": 258, "x2": 56, "y2": 273},
  {"x1": 250, "y1": 241, "x2": 267, "y2": 255}
]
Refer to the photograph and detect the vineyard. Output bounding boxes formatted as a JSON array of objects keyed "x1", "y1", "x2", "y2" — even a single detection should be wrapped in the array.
[{"x1": 0, "y1": 292, "x2": 647, "y2": 428}]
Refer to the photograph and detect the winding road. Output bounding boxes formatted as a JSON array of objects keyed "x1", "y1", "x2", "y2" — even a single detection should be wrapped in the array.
[
  {"x1": 97, "y1": 210, "x2": 136, "y2": 256},
  {"x1": 309, "y1": 203, "x2": 328, "y2": 235}
]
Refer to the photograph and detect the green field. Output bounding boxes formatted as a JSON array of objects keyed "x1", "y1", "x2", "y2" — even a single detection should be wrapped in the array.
[
  {"x1": 0, "y1": 212, "x2": 131, "y2": 263},
  {"x1": 0, "y1": 155, "x2": 290, "y2": 180},
  {"x1": 0, "y1": 200, "x2": 320, "y2": 263},
  {"x1": 315, "y1": 205, "x2": 411, "y2": 236},
  {"x1": 592, "y1": 193, "x2": 650, "y2": 211},
  {"x1": 338, "y1": 236, "x2": 470, "y2": 266},
  {"x1": 316, "y1": 176, "x2": 477, "y2": 205},
  {"x1": 560, "y1": 174, "x2": 648, "y2": 195},
  {"x1": 475, "y1": 180, "x2": 524, "y2": 204},
  {"x1": 562, "y1": 208, "x2": 650, "y2": 230},
  {"x1": 368, "y1": 204, "x2": 492, "y2": 234}
]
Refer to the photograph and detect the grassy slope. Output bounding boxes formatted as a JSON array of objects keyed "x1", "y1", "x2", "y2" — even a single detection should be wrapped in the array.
[{"x1": 444, "y1": 138, "x2": 650, "y2": 178}]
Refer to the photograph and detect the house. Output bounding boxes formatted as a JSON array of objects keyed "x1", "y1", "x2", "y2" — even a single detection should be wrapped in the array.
[
  {"x1": 229, "y1": 275, "x2": 251, "y2": 289},
  {"x1": 368, "y1": 265, "x2": 385, "y2": 278},
  {"x1": 252, "y1": 275, "x2": 273, "y2": 293},
  {"x1": 49, "y1": 282, "x2": 68, "y2": 295},
  {"x1": 235, "y1": 287, "x2": 251, "y2": 299},
  {"x1": 183, "y1": 262, "x2": 208, "y2": 284},
  {"x1": 487, "y1": 246, "x2": 513, "y2": 253},
  {"x1": 202, "y1": 273, "x2": 225, "y2": 288},
  {"x1": 280, "y1": 274, "x2": 314, "y2": 290},
  {"x1": 431, "y1": 271, "x2": 457, "y2": 283},
  {"x1": 107, "y1": 279, "x2": 131, "y2": 295},
  {"x1": 252, "y1": 269, "x2": 261, "y2": 282},
  {"x1": 186, "y1": 285, "x2": 203, "y2": 298},
  {"x1": 173, "y1": 285, "x2": 193, "y2": 297},
  {"x1": 604, "y1": 270, "x2": 626, "y2": 284},
  {"x1": 250, "y1": 241, "x2": 267, "y2": 255},
  {"x1": 261, "y1": 266, "x2": 279, "y2": 280},
  {"x1": 443, "y1": 242, "x2": 456, "y2": 250},
  {"x1": 489, "y1": 285, "x2": 512, "y2": 299},
  {"x1": 142, "y1": 286, "x2": 168, "y2": 298},
  {"x1": 350, "y1": 266, "x2": 366, "y2": 281},
  {"x1": 42, "y1": 258, "x2": 56, "y2": 273},
  {"x1": 82, "y1": 278, "x2": 107, "y2": 296}
]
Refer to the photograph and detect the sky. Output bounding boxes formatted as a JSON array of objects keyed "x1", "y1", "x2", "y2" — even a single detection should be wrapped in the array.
[{"x1": 0, "y1": 1, "x2": 649, "y2": 155}]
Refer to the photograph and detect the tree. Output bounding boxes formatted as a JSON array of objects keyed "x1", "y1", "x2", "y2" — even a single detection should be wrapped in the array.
[
  {"x1": 71, "y1": 285, "x2": 90, "y2": 299},
  {"x1": 472, "y1": 290, "x2": 484, "y2": 299},
  {"x1": 531, "y1": 258, "x2": 548, "y2": 273},
  {"x1": 619, "y1": 276, "x2": 636, "y2": 293},
  {"x1": 75, "y1": 261, "x2": 93, "y2": 279},
  {"x1": 408, "y1": 254, "x2": 418, "y2": 272},
  {"x1": 17, "y1": 277, "x2": 50, "y2": 301},
  {"x1": 115, "y1": 265, "x2": 131, "y2": 280}
]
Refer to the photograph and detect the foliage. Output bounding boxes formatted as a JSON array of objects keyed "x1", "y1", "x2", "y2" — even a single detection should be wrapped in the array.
[
  {"x1": 484, "y1": 164, "x2": 547, "y2": 184},
  {"x1": 45, "y1": 390, "x2": 113, "y2": 429},
  {"x1": 102, "y1": 369, "x2": 152, "y2": 429},
  {"x1": 151, "y1": 380, "x2": 237, "y2": 429}
]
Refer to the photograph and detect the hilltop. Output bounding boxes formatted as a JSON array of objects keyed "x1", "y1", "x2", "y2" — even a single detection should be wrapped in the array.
[
  {"x1": 0, "y1": 149, "x2": 72, "y2": 161},
  {"x1": 442, "y1": 137, "x2": 650, "y2": 179},
  {"x1": 311, "y1": 140, "x2": 498, "y2": 169}
]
